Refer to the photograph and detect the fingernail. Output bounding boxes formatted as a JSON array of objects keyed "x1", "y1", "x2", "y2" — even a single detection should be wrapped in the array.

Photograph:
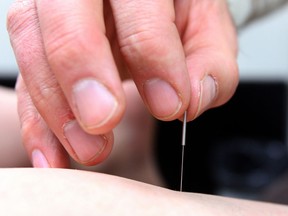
[
  {"x1": 64, "y1": 120, "x2": 107, "y2": 163},
  {"x1": 143, "y1": 78, "x2": 182, "y2": 119},
  {"x1": 73, "y1": 79, "x2": 118, "y2": 129},
  {"x1": 197, "y1": 75, "x2": 217, "y2": 116},
  {"x1": 32, "y1": 149, "x2": 50, "y2": 168}
]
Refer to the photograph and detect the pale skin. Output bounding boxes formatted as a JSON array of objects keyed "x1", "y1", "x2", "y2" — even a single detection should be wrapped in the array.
[
  {"x1": 7, "y1": 0, "x2": 239, "y2": 167},
  {"x1": 2, "y1": 169, "x2": 288, "y2": 216},
  {"x1": 0, "y1": 85, "x2": 288, "y2": 215}
]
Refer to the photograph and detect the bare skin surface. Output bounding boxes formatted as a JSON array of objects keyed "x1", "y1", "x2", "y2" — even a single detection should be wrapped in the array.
[{"x1": 1, "y1": 168, "x2": 288, "y2": 216}]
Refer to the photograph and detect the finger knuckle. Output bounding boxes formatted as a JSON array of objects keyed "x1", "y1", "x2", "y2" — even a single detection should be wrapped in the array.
[
  {"x1": 46, "y1": 28, "x2": 91, "y2": 71},
  {"x1": 19, "y1": 103, "x2": 43, "y2": 144},
  {"x1": 31, "y1": 80, "x2": 74, "y2": 124},
  {"x1": 119, "y1": 21, "x2": 170, "y2": 61},
  {"x1": 37, "y1": 83, "x2": 60, "y2": 106},
  {"x1": 7, "y1": 0, "x2": 36, "y2": 36}
]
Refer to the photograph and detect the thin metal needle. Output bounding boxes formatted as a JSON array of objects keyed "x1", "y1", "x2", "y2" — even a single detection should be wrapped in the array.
[{"x1": 180, "y1": 111, "x2": 187, "y2": 192}]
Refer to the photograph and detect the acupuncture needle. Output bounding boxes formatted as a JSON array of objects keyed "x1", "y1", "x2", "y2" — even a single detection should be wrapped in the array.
[{"x1": 180, "y1": 110, "x2": 187, "y2": 192}]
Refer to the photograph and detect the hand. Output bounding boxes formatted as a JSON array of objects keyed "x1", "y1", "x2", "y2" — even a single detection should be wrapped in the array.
[
  {"x1": 72, "y1": 80, "x2": 164, "y2": 186},
  {"x1": 7, "y1": 0, "x2": 238, "y2": 166},
  {"x1": 2, "y1": 80, "x2": 164, "y2": 186}
]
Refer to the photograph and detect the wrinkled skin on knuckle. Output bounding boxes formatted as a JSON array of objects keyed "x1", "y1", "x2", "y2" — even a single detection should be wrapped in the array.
[
  {"x1": 7, "y1": 0, "x2": 36, "y2": 36},
  {"x1": 45, "y1": 29, "x2": 90, "y2": 73},
  {"x1": 19, "y1": 104, "x2": 43, "y2": 146},
  {"x1": 21, "y1": 74, "x2": 74, "y2": 126},
  {"x1": 119, "y1": 22, "x2": 179, "y2": 72},
  {"x1": 179, "y1": 0, "x2": 238, "y2": 57},
  {"x1": 34, "y1": 82, "x2": 74, "y2": 125},
  {"x1": 121, "y1": 33, "x2": 159, "y2": 62},
  {"x1": 7, "y1": 0, "x2": 44, "y2": 78},
  {"x1": 43, "y1": 8, "x2": 108, "y2": 73},
  {"x1": 34, "y1": 80, "x2": 61, "y2": 107},
  {"x1": 15, "y1": 79, "x2": 44, "y2": 143}
]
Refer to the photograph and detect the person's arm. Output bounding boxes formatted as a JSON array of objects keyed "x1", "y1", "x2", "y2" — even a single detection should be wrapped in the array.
[
  {"x1": 0, "y1": 87, "x2": 29, "y2": 167},
  {"x1": 228, "y1": 0, "x2": 288, "y2": 28},
  {"x1": 1, "y1": 168, "x2": 287, "y2": 216}
]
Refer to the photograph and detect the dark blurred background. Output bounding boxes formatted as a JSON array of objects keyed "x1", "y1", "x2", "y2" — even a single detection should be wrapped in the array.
[{"x1": 156, "y1": 81, "x2": 288, "y2": 204}]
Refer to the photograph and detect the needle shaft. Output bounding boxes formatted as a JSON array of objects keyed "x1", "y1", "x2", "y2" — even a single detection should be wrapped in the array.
[{"x1": 180, "y1": 111, "x2": 187, "y2": 192}]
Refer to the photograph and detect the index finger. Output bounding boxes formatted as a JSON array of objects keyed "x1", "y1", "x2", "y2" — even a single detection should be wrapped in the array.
[{"x1": 36, "y1": 0, "x2": 126, "y2": 134}]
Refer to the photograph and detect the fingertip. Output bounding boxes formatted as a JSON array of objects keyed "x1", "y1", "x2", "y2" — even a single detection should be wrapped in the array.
[
  {"x1": 143, "y1": 78, "x2": 183, "y2": 120},
  {"x1": 31, "y1": 149, "x2": 50, "y2": 168},
  {"x1": 82, "y1": 132, "x2": 114, "y2": 166},
  {"x1": 193, "y1": 75, "x2": 217, "y2": 119},
  {"x1": 16, "y1": 77, "x2": 70, "y2": 168},
  {"x1": 187, "y1": 61, "x2": 239, "y2": 121},
  {"x1": 27, "y1": 134, "x2": 70, "y2": 169},
  {"x1": 63, "y1": 120, "x2": 113, "y2": 166},
  {"x1": 72, "y1": 79, "x2": 125, "y2": 135}
]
